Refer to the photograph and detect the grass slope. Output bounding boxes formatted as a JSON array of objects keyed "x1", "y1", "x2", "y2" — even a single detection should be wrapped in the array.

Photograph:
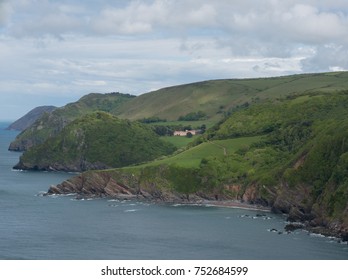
[
  {"x1": 124, "y1": 136, "x2": 262, "y2": 169},
  {"x1": 9, "y1": 92, "x2": 134, "y2": 151},
  {"x1": 117, "y1": 71, "x2": 348, "y2": 121},
  {"x1": 10, "y1": 72, "x2": 348, "y2": 152},
  {"x1": 114, "y1": 91, "x2": 348, "y2": 225}
]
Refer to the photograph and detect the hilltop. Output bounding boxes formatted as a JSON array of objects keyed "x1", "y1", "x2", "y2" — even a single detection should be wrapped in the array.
[
  {"x1": 9, "y1": 71, "x2": 348, "y2": 151},
  {"x1": 14, "y1": 111, "x2": 175, "y2": 172},
  {"x1": 117, "y1": 71, "x2": 348, "y2": 121},
  {"x1": 9, "y1": 92, "x2": 134, "y2": 151}
]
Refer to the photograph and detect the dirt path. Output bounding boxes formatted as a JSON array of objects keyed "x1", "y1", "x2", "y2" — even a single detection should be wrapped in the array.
[{"x1": 208, "y1": 140, "x2": 227, "y2": 156}]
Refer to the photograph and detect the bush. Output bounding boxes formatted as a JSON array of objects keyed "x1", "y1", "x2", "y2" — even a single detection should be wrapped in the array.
[{"x1": 178, "y1": 111, "x2": 207, "y2": 121}]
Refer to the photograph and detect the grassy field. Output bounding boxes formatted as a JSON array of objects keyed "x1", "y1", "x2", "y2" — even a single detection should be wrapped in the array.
[
  {"x1": 160, "y1": 135, "x2": 199, "y2": 148},
  {"x1": 124, "y1": 135, "x2": 262, "y2": 169}
]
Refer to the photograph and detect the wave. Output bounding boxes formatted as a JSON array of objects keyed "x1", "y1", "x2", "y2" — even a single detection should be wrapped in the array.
[
  {"x1": 124, "y1": 209, "x2": 139, "y2": 213},
  {"x1": 70, "y1": 197, "x2": 95, "y2": 201}
]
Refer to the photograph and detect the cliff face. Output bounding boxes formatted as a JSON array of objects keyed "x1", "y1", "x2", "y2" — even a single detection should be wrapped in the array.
[
  {"x1": 48, "y1": 171, "x2": 140, "y2": 198},
  {"x1": 47, "y1": 169, "x2": 348, "y2": 241},
  {"x1": 272, "y1": 184, "x2": 348, "y2": 241},
  {"x1": 7, "y1": 106, "x2": 57, "y2": 132},
  {"x1": 47, "y1": 170, "x2": 210, "y2": 202}
]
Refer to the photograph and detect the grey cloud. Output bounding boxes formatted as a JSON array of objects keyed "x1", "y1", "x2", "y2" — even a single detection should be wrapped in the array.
[
  {"x1": 0, "y1": 0, "x2": 11, "y2": 27},
  {"x1": 216, "y1": 2, "x2": 348, "y2": 50},
  {"x1": 2, "y1": 0, "x2": 348, "y2": 120},
  {"x1": 301, "y1": 45, "x2": 348, "y2": 72},
  {"x1": 5, "y1": 1, "x2": 348, "y2": 48}
]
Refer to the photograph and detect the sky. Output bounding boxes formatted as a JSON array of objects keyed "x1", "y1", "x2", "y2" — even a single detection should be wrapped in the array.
[{"x1": 1, "y1": 0, "x2": 348, "y2": 120}]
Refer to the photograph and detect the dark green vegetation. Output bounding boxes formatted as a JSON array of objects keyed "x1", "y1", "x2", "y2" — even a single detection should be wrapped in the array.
[
  {"x1": 117, "y1": 71, "x2": 348, "y2": 121},
  {"x1": 85, "y1": 90, "x2": 348, "y2": 238},
  {"x1": 14, "y1": 112, "x2": 175, "y2": 172},
  {"x1": 9, "y1": 92, "x2": 134, "y2": 151},
  {"x1": 10, "y1": 71, "x2": 348, "y2": 238},
  {"x1": 122, "y1": 91, "x2": 348, "y2": 188},
  {"x1": 10, "y1": 71, "x2": 348, "y2": 151},
  {"x1": 178, "y1": 111, "x2": 207, "y2": 121}
]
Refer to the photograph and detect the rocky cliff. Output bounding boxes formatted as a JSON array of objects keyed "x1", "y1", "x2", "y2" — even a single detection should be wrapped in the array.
[
  {"x1": 47, "y1": 169, "x2": 348, "y2": 241},
  {"x1": 47, "y1": 169, "x2": 209, "y2": 203}
]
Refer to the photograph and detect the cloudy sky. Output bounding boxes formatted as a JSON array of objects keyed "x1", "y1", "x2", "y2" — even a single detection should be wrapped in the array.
[{"x1": 1, "y1": 0, "x2": 348, "y2": 120}]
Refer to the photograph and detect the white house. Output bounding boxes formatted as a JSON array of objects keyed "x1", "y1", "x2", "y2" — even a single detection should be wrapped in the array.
[{"x1": 173, "y1": 130, "x2": 200, "y2": 136}]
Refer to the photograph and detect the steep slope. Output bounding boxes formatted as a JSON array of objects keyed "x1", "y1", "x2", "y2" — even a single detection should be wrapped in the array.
[
  {"x1": 117, "y1": 71, "x2": 348, "y2": 120},
  {"x1": 9, "y1": 92, "x2": 134, "y2": 151},
  {"x1": 6, "y1": 106, "x2": 56, "y2": 131},
  {"x1": 10, "y1": 72, "x2": 348, "y2": 152},
  {"x1": 14, "y1": 112, "x2": 175, "y2": 172},
  {"x1": 49, "y1": 91, "x2": 348, "y2": 239}
]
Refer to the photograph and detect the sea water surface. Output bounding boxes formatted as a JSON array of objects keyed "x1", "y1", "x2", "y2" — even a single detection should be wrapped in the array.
[{"x1": 0, "y1": 122, "x2": 347, "y2": 260}]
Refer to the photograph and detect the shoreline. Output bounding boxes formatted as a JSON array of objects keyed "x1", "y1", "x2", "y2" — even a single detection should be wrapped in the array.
[
  {"x1": 200, "y1": 200, "x2": 271, "y2": 212},
  {"x1": 45, "y1": 191, "x2": 348, "y2": 241}
]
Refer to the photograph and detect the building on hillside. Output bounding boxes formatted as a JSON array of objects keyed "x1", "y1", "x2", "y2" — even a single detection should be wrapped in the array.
[{"x1": 173, "y1": 130, "x2": 200, "y2": 136}]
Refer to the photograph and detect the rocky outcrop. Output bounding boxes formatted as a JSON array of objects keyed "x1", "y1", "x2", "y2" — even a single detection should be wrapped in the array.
[
  {"x1": 47, "y1": 170, "x2": 203, "y2": 202},
  {"x1": 13, "y1": 159, "x2": 110, "y2": 172},
  {"x1": 48, "y1": 171, "x2": 139, "y2": 198},
  {"x1": 268, "y1": 183, "x2": 348, "y2": 240},
  {"x1": 47, "y1": 169, "x2": 348, "y2": 240}
]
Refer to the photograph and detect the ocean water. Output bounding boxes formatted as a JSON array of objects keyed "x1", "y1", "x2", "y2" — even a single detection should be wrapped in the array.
[{"x1": 0, "y1": 123, "x2": 347, "y2": 260}]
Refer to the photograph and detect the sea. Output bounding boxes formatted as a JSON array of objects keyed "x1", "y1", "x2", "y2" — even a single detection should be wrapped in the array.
[{"x1": 0, "y1": 122, "x2": 347, "y2": 260}]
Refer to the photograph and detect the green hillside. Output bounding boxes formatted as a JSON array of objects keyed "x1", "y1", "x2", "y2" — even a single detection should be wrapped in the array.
[
  {"x1": 80, "y1": 90, "x2": 348, "y2": 238},
  {"x1": 127, "y1": 136, "x2": 262, "y2": 169},
  {"x1": 9, "y1": 71, "x2": 348, "y2": 152},
  {"x1": 30, "y1": 72, "x2": 348, "y2": 239},
  {"x1": 117, "y1": 71, "x2": 348, "y2": 121},
  {"x1": 14, "y1": 112, "x2": 175, "y2": 172},
  {"x1": 9, "y1": 92, "x2": 134, "y2": 151}
]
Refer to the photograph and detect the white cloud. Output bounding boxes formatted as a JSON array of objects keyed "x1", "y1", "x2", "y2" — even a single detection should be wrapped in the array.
[{"x1": 1, "y1": 0, "x2": 348, "y2": 120}]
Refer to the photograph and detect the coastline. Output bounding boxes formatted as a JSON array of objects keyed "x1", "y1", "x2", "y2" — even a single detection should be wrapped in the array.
[{"x1": 194, "y1": 199, "x2": 271, "y2": 212}]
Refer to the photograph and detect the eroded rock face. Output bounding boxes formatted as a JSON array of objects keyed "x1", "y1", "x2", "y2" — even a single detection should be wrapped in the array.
[
  {"x1": 47, "y1": 170, "x2": 348, "y2": 241},
  {"x1": 47, "y1": 170, "x2": 243, "y2": 203},
  {"x1": 13, "y1": 159, "x2": 110, "y2": 173},
  {"x1": 48, "y1": 172, "x2": 136, "y2": 197},
  {"x1": 47, "y1": 171, "x2": 189, "y2": 202}
]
